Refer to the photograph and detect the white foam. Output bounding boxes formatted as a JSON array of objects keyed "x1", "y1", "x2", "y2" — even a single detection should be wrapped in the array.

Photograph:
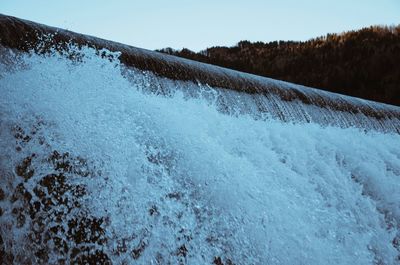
[{"x1": 0, "y1": 47, "x2": 399, "y2": 264}]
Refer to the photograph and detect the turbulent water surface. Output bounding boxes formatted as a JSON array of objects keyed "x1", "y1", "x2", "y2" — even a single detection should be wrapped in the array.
[{"x1": 0, "y1": 45, "x2": 400, "y2": 265}]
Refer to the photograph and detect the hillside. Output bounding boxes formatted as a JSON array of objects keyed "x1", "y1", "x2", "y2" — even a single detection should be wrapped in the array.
[{"x1": 158, "y1": 25, "x2": 400, "y2": 106}]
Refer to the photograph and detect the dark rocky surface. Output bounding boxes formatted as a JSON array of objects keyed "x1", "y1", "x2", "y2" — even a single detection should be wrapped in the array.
[
  {"x1": 0, "y1": 119, "x2": 111, "y2": 264},
  {"x1": 0, "y1": 118, "x2": 237, "y2": 264}
]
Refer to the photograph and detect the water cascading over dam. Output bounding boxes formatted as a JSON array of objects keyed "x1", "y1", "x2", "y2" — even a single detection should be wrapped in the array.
[{"x1": 0, "y1": 14, "x2": 400, "y2": 265}]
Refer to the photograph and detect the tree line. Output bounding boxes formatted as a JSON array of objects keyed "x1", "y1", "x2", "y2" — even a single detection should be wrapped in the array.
[{"x1": 157, "y1": 25, "x2": 400, "y2": 106}]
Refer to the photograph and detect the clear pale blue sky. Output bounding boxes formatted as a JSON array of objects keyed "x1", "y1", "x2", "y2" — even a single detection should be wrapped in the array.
[{"x1": 1, "y1": 0, "x2": 399, "y2": 51}]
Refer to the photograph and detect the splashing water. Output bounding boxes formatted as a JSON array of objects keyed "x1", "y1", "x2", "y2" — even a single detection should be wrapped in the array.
[{"x1": 0, "y1": 46, "x2": 399, "y2": 265}]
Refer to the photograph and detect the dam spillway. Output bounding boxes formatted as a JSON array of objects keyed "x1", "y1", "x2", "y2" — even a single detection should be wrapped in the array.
[{"x1": 0, "y1": 14, "x2": 400, "y2": 265}]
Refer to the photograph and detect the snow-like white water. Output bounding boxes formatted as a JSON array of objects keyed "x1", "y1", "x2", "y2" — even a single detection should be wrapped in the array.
[{"x1": 0, "y1": 47, "x2": 399, "y2": 265}]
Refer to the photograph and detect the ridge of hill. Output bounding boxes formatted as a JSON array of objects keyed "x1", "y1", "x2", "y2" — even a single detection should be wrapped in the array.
[{"x1": 158, "y1": 25, "x2": 400, "y2": 106}]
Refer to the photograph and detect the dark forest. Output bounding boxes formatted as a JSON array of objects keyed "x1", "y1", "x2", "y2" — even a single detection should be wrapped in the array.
[{"x1": 158, "y1": 25, "x2": 400, "y2": 106}]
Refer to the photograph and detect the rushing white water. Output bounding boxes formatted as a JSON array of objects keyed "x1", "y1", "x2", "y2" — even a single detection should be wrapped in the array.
[{"x1": 0, "y1": 46, "x2": 399, "y2": 265}]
